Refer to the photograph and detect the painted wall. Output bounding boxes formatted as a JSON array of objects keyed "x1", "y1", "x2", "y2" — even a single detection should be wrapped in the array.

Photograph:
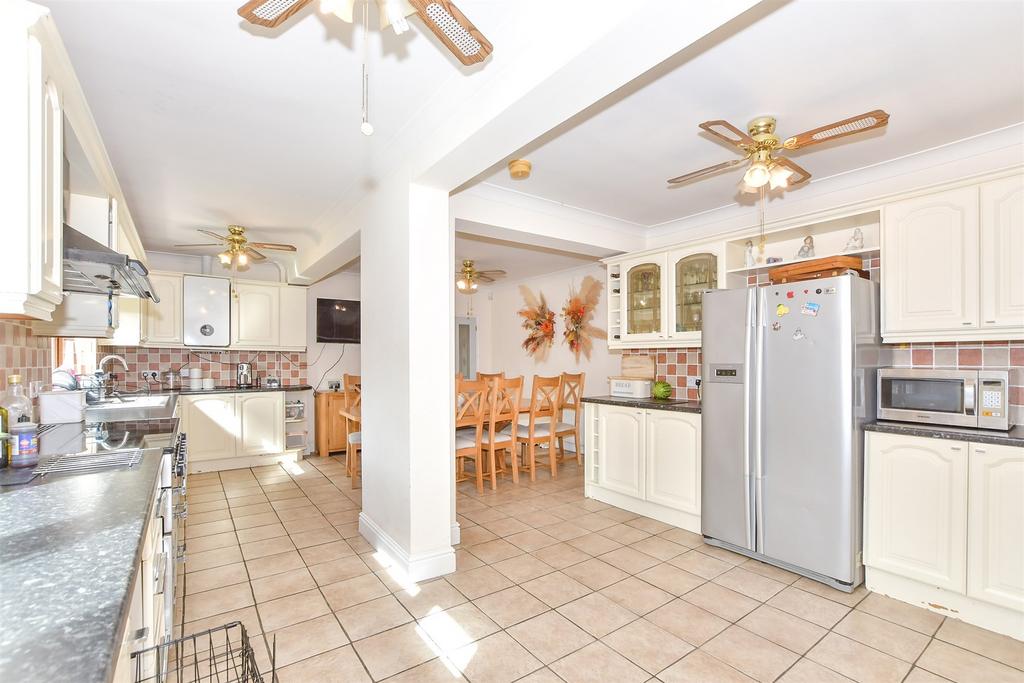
[
  {"x1": 0, "y1": 321, "x2": 52, "y2": 391},
  {"x1": 306, "y1": 270, "x2": 362, "y2": 392}
]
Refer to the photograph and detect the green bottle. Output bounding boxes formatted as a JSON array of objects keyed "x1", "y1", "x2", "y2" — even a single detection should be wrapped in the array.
[{"x1": 0, "y1": 404, "x2": 9, "y2": 467}]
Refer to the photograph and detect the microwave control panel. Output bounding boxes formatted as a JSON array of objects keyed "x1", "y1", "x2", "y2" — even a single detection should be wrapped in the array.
[{"x1": 980, "y1": 380, "x2": 1005, "y2": 418}]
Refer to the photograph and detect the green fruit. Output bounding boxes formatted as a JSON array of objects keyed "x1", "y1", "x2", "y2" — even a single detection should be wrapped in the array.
[{"x1": 652, "y1": 381, "x2": 672, "y2": 399}]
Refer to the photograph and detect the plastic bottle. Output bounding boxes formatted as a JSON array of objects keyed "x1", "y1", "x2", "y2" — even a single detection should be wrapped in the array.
[
  {"x1": 0, "y1": 404, "x2": 9, "y2": 467},
  {"x1": 1, "y1": 375, "x2": 33, "y2": 424}
]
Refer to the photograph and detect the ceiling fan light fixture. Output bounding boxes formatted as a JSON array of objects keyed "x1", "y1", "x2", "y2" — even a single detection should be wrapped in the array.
[
  {"x1": 743, "y1": 161, "x2": 770, "y2": 189},
  {"x1": 236, "y1": 251, "x2": 249, "y2": 267},
  {"x1": 768, "y1": 163, "x2": 794, "y2": 190},
  {"x1": 218, "y1": 251, "x2": 233, "y2": 265}
]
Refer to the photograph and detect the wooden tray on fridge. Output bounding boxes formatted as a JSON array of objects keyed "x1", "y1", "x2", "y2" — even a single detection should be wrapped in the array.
[{"x1": 768, "y1": 256, "x2": 867, "y2": 284}]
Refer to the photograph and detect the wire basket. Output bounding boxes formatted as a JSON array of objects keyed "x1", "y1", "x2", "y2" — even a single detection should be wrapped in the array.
[{"x1": 131, "y1": 621, "x2": 276, "y2": 683}]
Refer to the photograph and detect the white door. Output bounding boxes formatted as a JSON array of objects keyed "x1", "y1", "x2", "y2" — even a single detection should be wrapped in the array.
[
  {"x1": 237, "y1": 391, "x2": 285, "y2": 457},
  {"x1": 278, "y1": 285, "x2": 307, "y2": 350},
  {"x1": 864, "y1": 432, "x2": 968, "y2": 592},
  {"x1": 882, "y1": 186, "x2": 979, "y2": 334},
  {"x1": 180, "y1": 394, "x2": 237, "y2": 462},
  {"x1": 620, "y1": 254, "x2": 668, "y2": 342},
  {"x1": 142, "y1": 273, "x2": 183, "y2": 345},
  {"x1": 980, "y1": 176, "x2": 1024, "y2": 331},
  {"x1": 967, "y1": 443, "x2": 1024, "y2": 611},
  {"x1": 38, "y1": 64, "x2": 63, "y2": 310},
  {"x1": 644, "y1": 410, "x2": 700, "y2": 514},
  {"x1": 596, "y1": 405, "x2": 645, "y2": 498},
  {"x1": 233, "y1": 281, "x2": 280, "y2": 348}
]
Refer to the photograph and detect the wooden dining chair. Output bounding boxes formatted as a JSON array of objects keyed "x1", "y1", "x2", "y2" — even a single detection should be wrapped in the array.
[
  {"x1": 477, "y1": 371, "x2": 505, "y2": 384},
  {"x1": 481, "y1": 376, "x2": 523, "y2": 487},
  {"x1": 343, "y1": 374, "x2": 362, "y2": 487},
  {"x1": 555, "y1": 372, "x2": 585, "y2": 466},
  {"x1": 506, "y1": 375, "x2": 562, "y2": 481},
  {"x1": 454, "y1": 377, "x2": 488, "y2": 493}
]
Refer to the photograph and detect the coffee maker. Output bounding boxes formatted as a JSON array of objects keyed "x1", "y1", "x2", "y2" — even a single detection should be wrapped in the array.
[{"x1": 236, "y1": 362, "x2": 253, "y2": 388}]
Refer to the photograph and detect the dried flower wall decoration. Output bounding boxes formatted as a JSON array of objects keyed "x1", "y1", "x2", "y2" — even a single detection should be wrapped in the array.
[
  {"x1": 562, "y1": 275, "x2": 606, "y2": 361},
  {"x1": 518, "y1": 285, "x2": 556, "y2": 360}
]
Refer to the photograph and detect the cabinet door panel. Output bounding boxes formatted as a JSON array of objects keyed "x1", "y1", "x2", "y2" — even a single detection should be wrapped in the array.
[
  {"x1": 667, "y1": 249, "x2": 720, "y2": 344},
  {"x1": 181, "y1": 394, "x2": 237, "y2": 462},
  {"x1": 233, "y1": 282, "x2": 280, "y2": 348},
  {"x1": 645, "y1": 411, "x2": 700, "y2": 514},
  {"x1": 883, "y1": 187, "x2": 979, "y2": 333},
  {"x1": 142, "y1": 274, "x2": 183, "y2": 345},
  {"x1": 864, "y1": 432, "x2": 968, "y2": 591},
  {"x1": 621, "y1": 255, "x2": 667, "y2": 342},
  {"x1": 967, "y1": 443, "x2": 1024, "y2": 610},
  {"x1": 596, "y1": 405, "x2": 644, "y2": 498},
  {"x1": 238, "y1": 392, "x2": 285, "y2": 457},
  {"x1": 279, "y1": 286, "x2": 308, "y2": 349},
  {"x1": 980, "y1": 176, "x2": 1024, "y2": 331}
]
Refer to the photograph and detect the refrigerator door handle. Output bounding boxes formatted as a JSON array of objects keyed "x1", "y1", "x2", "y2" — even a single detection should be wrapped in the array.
[
  {"x1": 742, "y1": 288, "x2": 757, "y2": 548},
  {"x1": 754, "y1": 287, "x2": 766, "y2": 551}
]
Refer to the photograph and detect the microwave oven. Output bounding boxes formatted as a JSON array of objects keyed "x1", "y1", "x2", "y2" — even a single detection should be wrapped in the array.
[{"x1": 877, "y1": 368, "x2": 1013, "y2": 431}]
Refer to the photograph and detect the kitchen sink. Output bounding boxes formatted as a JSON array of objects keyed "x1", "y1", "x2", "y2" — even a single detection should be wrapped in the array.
[
  {"x1": 89, "y1": 395, "x2": 170, "y2": 408},
  {"x1": 84, "y1": 393, "x2": 177, "y2": 421}
]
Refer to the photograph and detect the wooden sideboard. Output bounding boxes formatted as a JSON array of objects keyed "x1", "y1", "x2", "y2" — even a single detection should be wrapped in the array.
[{"x1": 315, "y1": 391, "x2": 349, "y2": 458}]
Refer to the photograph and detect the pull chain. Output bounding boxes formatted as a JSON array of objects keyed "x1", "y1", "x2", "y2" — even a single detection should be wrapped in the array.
[{"x1": 360, "y1": 0, "x2": 373, "y2": 135}]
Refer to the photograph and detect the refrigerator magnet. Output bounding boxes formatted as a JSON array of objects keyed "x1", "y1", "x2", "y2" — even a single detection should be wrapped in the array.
[
  {"x1": 792, "y1": 328, "x2": 806, "y2": 340},
  {"x1": 776, "y1": 303, "x2": 790, "y2": 317},
  {"x1": 772, "y1": 321, "x2": 782, "y2": 331},
  {"x1": 801, "y1": 302, "x2": 821, "y2": 317}
]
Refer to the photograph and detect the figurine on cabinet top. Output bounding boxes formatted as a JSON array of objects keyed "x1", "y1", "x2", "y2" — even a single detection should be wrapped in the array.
[
  {"x1": 844, "y1": 227, "x2": 865, "y2": 252},
  {"x1": 796, "y1": 236, "x2": 815, "y2": 259},
  {"x1": 744, "y1": 240, "x2": 757, "y2": 267}
]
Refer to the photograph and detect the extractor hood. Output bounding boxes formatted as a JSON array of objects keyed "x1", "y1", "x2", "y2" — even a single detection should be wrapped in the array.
[{"x1": 62, "y1": 224, "x2": 160, "y2": 302}]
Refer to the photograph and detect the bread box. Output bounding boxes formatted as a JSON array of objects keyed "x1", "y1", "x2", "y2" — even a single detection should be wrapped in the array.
[{"x1": 609, "y1": 355, "x2": 655, "y2": 398}]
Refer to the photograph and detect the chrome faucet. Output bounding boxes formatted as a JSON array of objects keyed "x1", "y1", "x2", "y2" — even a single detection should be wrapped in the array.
[{"x1": 91, "y1": 355, "x2": 130, "y2": 402}]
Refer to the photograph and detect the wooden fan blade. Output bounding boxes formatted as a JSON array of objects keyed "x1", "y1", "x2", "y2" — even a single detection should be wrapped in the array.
[
  {"x1": 476, "y1": 274, "x2": 496, "y2": 283},
  {"x1": 249, "y1": 242, "x2": 297, "y2": 251},
  {"x1": 783, "y1": 109, "x2": 890, "y2": 150},
  {"x1": 667, "y1": 158, "x2": 746, "y2": 185},
  {"x1": 774, "y1": 156, "x2": 812, "y2": 186},
  {"x1": 198, "y1": 229, "x2": 229, "y2": 242},
  {"x1": 244, "y1": 247, "x2": 267, "y2": 262},
  {"x1": 699, "y1": 120, "x2": 756, "y2": 149},
  {"x1": 173, "y1": 243, "x2": 223, "y2": 248},
  {"x1": 408, "y1": 0, "x2": 493, "y2": 66},
  {"x1": 476, "y1": 269, "x2": 506, "y2": 276},
  {"x1": 237, "y1": 0, "x2": 311, "y2": 28}
]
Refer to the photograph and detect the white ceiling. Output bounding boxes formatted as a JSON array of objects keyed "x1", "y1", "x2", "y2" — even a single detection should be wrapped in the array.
[
  {"x1": 481, "y1": 0, "x2": 1024, "y2": 226},
  {"x1": 40, "y1": 0, "x2": 511, "y2": 251}
]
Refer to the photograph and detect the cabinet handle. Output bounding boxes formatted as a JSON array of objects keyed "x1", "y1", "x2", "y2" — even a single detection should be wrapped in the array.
[
  {"x1": 132, "y1": 627, "x2": 149, "y2": 643},
  {"x1": 962, "y1": 322, "x2": 972, "y2": 326},
  {"x1": 950, "y1": 446, "x2": 962, "y2": 451},
  {"x1": 985, "y1": 320, "x2": 996, "y2": 324},
  {"x1": 975, "y1": 448, "x2": 986, "y2": 454}
]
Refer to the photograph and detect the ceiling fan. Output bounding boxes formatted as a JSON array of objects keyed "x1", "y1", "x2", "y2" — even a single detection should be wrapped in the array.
[
  {"x1": 456, "y1": 259, "x2": 505, "y2": 294},
  {"x1": 667, "y1": 109, "x2": 890, "y2": 191},
  {"x1": 174, "y1": 225, "x2": 297, "y2": 267},
  {"x1": 236, "y1": 0, "x2": 493, "y2": 66}
]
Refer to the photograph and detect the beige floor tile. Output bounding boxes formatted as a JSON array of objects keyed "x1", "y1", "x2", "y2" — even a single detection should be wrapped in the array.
[
  {"x1": 235, "y1": 523, "x2": 288, "y2": 544},
  {"x1": 600, "y1": 508, "x2": 641, "y2": 524},
  {"x1": 625, "y1": 516, "x2": 673, "y2": 535},
  {"x1": 936, "y1": 618, "x2": 1024, "y2": 670},
  {"x1": 647, "y1": 599, "x2": 730, "y2": 647},
  {"x1": 417, "y1": 602, "x2": 500, "y2": 652},
  {"x1": 396, "y1": 577, "x2": 468, "y2": 618},
  {"x1": 917, "y1": 639, "x2": 1024, "y2": 683},
  {"x1": 540, "y1": 520, "x2": 590, "y2": 542},
  {"x1": 529, "y1": 542, "x2": 591, "y2": 570},
  {"x1": 521, "y1": 571, "x2": 592, "y2": 608},
  {"x1": 855, "y1": 593, "x2": 944, "y2": 635},
  {"x1": 602, "y1": 617, "x2": 694, "y2": 674},
  {"x1": 683, "y1": 582, "x2": 759, "y2": 622},
  {"x1": 473, "y1": 586, "x2": 549, "y2": 628},
  {"x1": 272, "y1": 497, "x2": 314, "y2": 510},
  {"x1": 562, "y1": 557, "x2": 630, "y2": 591},
  {"x1": 298, "y1": 539, "x2": 354, "y2": 565},
  {"x1": 257, "y1": 588, "x2": 331, "y2": 631},
  {"x1": 251, "y1": 567, "x2": 316, "y2": 603},
  {"x1": 635, "y1": 563, "x2": 705, "y2": 597},
  {"x1": 451, "y1": 631, "x2": 543, "y2": 683},
  {"x1": 322, "y1": 572, "x2": 390, "y2": 611},
  {"x1": 658, "y1": 650, "x2": 756, "y2": 683},
  {"x1": 184, "y1": 562, "x2": 249, "y2": 595},
  {"x1": 186, "y1": 545, "x2": 244, "y2": 573},
  {"x1": 291, "y1": 526, "x2": 343, "y2": 549},
  {"x1": 903, "y1": 668, "x2": 952, "y2": 682},
  {"x1": 281, "y1": 514, "x2": 332, "y2": 534},
  {"x1": 506, "y1": 529, "x2": 560, "y2": 552},
  {"x1": 352, "y1": 621, "x2": 439, "y2": 680},
  {"x1": 737, "y1": 605, "x2": 827, "y2": 655},
  {"x1": 768, "y1": 586, "x2": 851, "y2": 629},
  {"x1": 233, "y1": 511, "x2": 281, "y2": 530},
  {"x1": 245, "y1": 550, "x2": 305, "y2": 579},
  {"x1": 833, "y1": 610, "x2": 931, "y2": 662},
  {"x1": 482, "y1": 517, "x2": 532, "y2": 537},
  {"x1": 738, "y1": 558, "x2": 801, "y2": 585},
  {"x1": 275, "y1": 504, "x2": 322, "y2": 521},
  {"x1": 444, "y1": 565, "x2": 514, "y2": 600},
  {"x1": 557, "y1": 592, "x2": 636, "y2": 638},
  {"x1": 713, "y1": 566, "x2": 787, "y2": 602},
  {"x1": 459, "y1": 525, "x2": 499, "y2": 546},
  {"x1": 598, "y1": 546, "x2": 661, "y2": 575},
  {"x1": 668, "y1": 549, "x2": 733, "y2": 580},
  {"x1": 267, "y1": 613, "x2": 349, "y2": 668},
  {"x1": 241, "y1": 535, "x2": 296, "y2": 560},
  {"x1": 184, "y1": 531, "x2": 239, "y2": 553},
  {"x1": 229, "y1": 494, "x2": 270, "y2": 508},
  {"x1": 550, "y1": 641, "x2": 649, "y2": 683},
  {"x1": 658, "y1": 527, "x2": 704, "y2": 549},
  {"x1": 778, "y1": 658, "x2": 856, "y2": 682},
  {"x1": 308, "y1": 555, "x2": 371, "y2": 586},
  {"x1": 188, "y1": 509, "x2": 232, "y2": 525},
  {"x1": 567, "y1": 533, "x2": 623, "y2": 556},
  {"x1": 600, "y1": 576, "x2": 674, "y2": 616},
  {"x1": 693, "y1": 544, "x2": 748, "y2": 566},
  {"x1": 575, "y1": 513, "x2": 620, "y2": 532},
  {"x1": 492, "y1": 554, "x2": 555, "y2": 584},
  {"x1": 336, "y1": 594, "x2": 413, "y2": 641},
  {"x1": 517, "y1": 668, "x2": 566, "y2": 683},
  {"x1": 229, "y1": 502, "x2": 274, "y2": 518},
  {"x1": 629, "y1": 535, "x2": 689, "y2": 561},
  {"x1": 807, "y1": 632, "x2": 911, "y2": 683},
  {"x1": 702, "y1": 625, "x2": 800, "y2": 682},
  {"x1": 276, "y1": 644, "x2": 371, "y2": 683},
  {"x1": 454, "y1": 548, "x2": 485, "y2": 571},
  {"x1": 598, "y1": 523, "x2": 651, "y2": 545},
  {"x1": 507, "y1": 610, "x2": 594, "y2": 664},
  {"x1": 183, "y1": 605, "x2": 263, "y2": 638},
  {"x1": 469, "y1": 538, "x2": 524, "y2": 564},
  {"x1": 791, "y1": 577, "x2": 868, "y2": 608},
  {"x1": 184, "y1": 582, "x2": 254, "y2": 622},
  {"x1": 386, "y1": 658, "x2": 466, "y2": 682}
]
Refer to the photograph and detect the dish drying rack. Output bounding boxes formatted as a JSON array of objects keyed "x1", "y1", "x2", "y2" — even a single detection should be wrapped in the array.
[{"x1": 131, "y1": 622, "x2": 276, "y2": 683}]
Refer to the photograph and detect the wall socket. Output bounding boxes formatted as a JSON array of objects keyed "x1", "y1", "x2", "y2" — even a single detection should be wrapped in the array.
[{"x1": 327, "y1": 380, "x2": 341, "y2": 391}]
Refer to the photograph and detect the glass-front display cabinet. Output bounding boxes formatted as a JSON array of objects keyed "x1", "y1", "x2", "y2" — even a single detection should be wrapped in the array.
[
  {"x1": 624, "y1": 258, "x2": 664, "y2": 339},
  {"x1": 673, "y1": 252, "x2": 718, "y2": 334}
]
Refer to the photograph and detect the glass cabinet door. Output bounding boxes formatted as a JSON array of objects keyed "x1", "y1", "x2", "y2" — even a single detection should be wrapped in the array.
[
  {"x1": 626, "y1": 263, "x2": 662, "y2": 335},
  {"x1": 674, "y1": 253, "x2": 717, "y2": 333}
]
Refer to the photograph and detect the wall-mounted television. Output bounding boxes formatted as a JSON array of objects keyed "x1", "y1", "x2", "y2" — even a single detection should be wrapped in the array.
[{"x1": 316, "y1": 298, "x2": 360, "y2": 344}]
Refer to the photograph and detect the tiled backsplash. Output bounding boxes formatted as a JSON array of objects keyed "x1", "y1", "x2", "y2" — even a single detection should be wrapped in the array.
[
  {"x1": 623, "y1": 347, "x2": 702, "y2": 400},
  {"x1": 0, "y1": 321, "x2": 52, "y2": 391},
  {"x1": 98, "y1": 346, "x2": 308, "y2": 389}
]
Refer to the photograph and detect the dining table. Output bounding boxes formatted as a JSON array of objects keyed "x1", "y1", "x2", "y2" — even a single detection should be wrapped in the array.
[{"x1": 338, "y1": 400, "x2": 533, "y2": 423}]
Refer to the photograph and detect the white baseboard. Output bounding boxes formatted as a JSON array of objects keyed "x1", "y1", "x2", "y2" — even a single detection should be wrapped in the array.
[
  {"x1": 358, "y1": 512, "x2": 456, "y2": 582},
  {"x1": 188, "y1": 450, "x2": 301, "y2": 474},
  {"x1": 451, "y1": 521, "x2": 461, "y2": 546}
]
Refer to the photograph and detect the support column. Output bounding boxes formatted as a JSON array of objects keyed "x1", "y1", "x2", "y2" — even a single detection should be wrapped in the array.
[{"x1": 358, "y1": 182, "x2": 456, "y2": 581}]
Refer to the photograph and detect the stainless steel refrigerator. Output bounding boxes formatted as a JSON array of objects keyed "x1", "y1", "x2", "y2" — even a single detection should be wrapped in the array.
[{"x1": 701, "y1": 274, "x2": 881, "y2": 592}]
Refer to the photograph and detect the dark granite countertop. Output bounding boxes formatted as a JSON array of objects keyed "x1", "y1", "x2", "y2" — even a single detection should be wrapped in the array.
[
  {"x1": 152, "y1": 384, "x2": 312, "y2": 395},
  {"x1": 582, "y1": 395, "x2": 702, "y2": 413},
  {"x1": 0, "y1": 417, "x2": 180, "y2": 683},
  {"x1": 865, "y1": 421, "x2": 1024, "y2": 448}
]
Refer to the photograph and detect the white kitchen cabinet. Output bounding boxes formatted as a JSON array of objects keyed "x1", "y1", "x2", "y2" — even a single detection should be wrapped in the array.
[
  {"x1": 620, "y1": 254, "x2": 668, "y2": 343},
  {"x1": 980, "y1": 176, "x2": 1024, "y2": 331},
  {"x1": 180, "y1": 394, "x2": 238, "y2": 462},
  {"x1": 645, "y1": 410, "x2": 701, "y2": 515},
  {"x1": 666, "y1": 247, "x2": 722, "y2": 346},
  {"x1": 0, "y1": 6, "x2": 64, "y2": 320},
  {"x1": 595, "y1": 405, "x2": 645, "y2": 498},
  {"x1": 967, "y1": 442, "x2": 1024, "y2": 612},
  {"x1": 237, "y1": 392, "x2": 285, "y2": 458},
  {"x1": 864, "y1": 431, "x2": 968, "y2": 592},
  {"x1": 142, "y1": 273, "x2": 184, "y2": 346},
  {"x1": 233, "y1": 281, "x2": 281, "y2": 348},
  {"x1": 882, "y1": 186, "x2": 980, "y2": 338},
  {"x1": 278, "y1": 285, "x2": 308, "y2": 350}
]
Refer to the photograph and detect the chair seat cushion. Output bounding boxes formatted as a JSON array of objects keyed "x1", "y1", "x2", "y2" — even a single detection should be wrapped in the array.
[
  {"x1": 555, "y1": 422, "x2": 574, "y2": 433},
  {"x1": 502, "y1": 423, "x2": 553, "y2": 439},
  {"x1": 455, "y1": 434, "x2": 478, "y2": 451},
  {"x1": 348, "y1": 431, "x2": 362, "y2": 445}
]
